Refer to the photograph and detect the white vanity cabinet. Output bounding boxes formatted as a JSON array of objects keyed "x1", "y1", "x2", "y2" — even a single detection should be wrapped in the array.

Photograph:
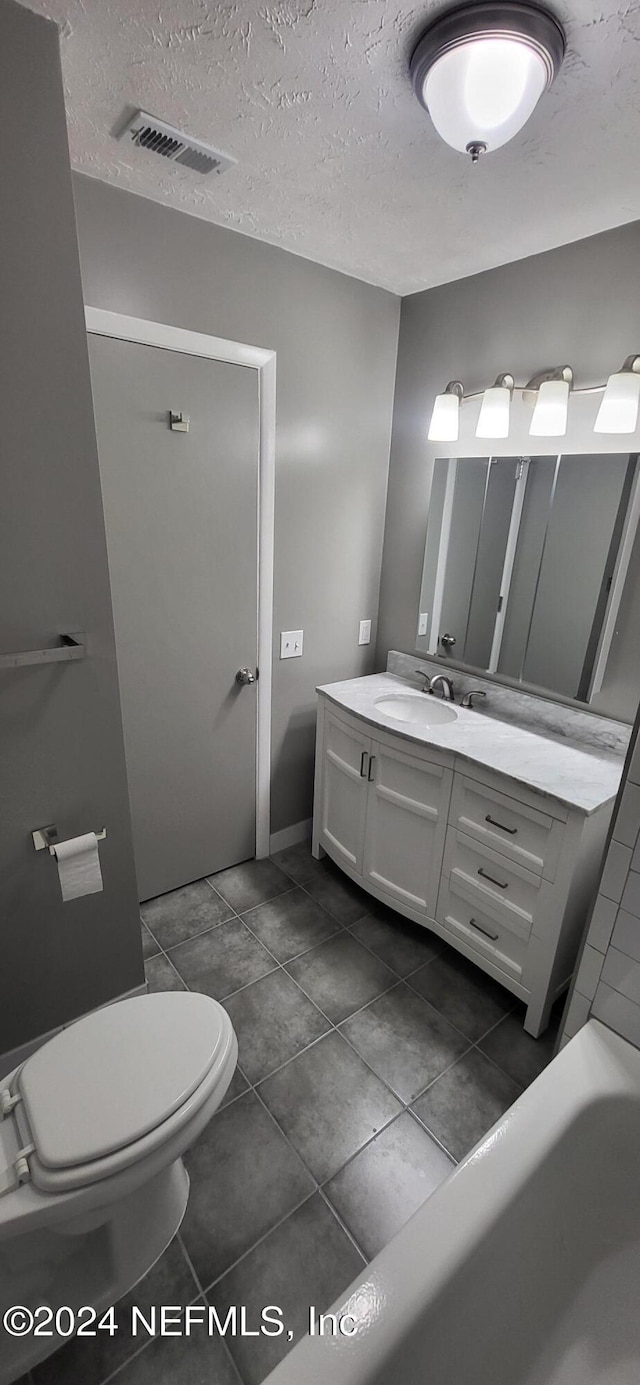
[
  {"x1": 316, "y1": 703, "x2": 453, "y2": 918},
  {"x1": 313, "y1": 693, "x2": 614, "y2": 1037}
]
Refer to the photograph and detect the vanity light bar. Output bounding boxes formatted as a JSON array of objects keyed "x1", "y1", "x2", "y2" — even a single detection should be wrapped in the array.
[{"x1": 428, "y1": 357, "x2": 640, "y2": 442}]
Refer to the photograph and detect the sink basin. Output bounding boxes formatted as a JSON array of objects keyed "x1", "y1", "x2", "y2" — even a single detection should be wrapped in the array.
[{"x1": 374, "y1": 694, "x2": 458, "y2": 727}]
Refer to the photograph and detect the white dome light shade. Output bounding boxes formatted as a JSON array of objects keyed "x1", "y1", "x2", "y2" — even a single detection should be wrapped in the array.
[
  {"x1": 476, "y1": 377, "x2": 514, "y2": 438},
  {"x1": 424, "y1": 38, "x2": 547, "y2": 154},
  {"x1": 410, "y1": 4, "x2": 565, "y2": 160},
  {"x1": 428, "y1": 389, "x2": 461, "y2": 442},
  {"x1": 594, "y1": 364, "x2": 640, "y2": 434},
  {"x1": 529, "y1": 378, "x2": 569, "y2": 436}
]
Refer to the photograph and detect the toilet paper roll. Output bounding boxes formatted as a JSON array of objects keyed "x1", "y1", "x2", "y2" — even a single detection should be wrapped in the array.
[{"x1": 53, "y1": 833, "x2": 103, "y2": 902}]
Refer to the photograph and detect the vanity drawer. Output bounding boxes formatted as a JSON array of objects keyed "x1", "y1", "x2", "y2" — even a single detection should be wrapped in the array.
[
  {"x1": 437, "y1": 874, "x2": 529, "y2": 983},
  {"x1": 449, "y1": 773, "x2": 564, "y2": 880},
  {"x1": 442, "y1": 827, "x2": 545, "y2": 938}
]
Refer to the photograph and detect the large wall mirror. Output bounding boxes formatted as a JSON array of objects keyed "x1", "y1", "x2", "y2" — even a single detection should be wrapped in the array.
[{"x1": 417, "y1": 453, "x2": 640, "y2": 704}]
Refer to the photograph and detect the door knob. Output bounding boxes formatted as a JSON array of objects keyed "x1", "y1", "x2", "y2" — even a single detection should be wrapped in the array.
[
  {"x1": 440, "y1": 633, "x2": 456, "y2": 651},
  {"x1": 236, "y1": 667, "x2": 257, "y2": 685}
]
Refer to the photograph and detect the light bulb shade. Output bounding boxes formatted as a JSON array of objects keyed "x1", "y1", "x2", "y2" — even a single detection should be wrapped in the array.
[
  {"x1": 476, "y1": 385, "x2": 511, "y2": 438},
  {"x1": 425, "y1": 38, "x2": 547, "y2": 154},
  {"x1": 410, "y1": 4, "x2": 565, "y2": 157},
  {"x1": 594, "y1": 371, "x2": 640, "y2": 434},
  {"x1": 529, "y1": 379, "x2": 569, "y2": 436},
  {"x1": 428, "y1": 392, "x2": 460, "y2": 442}
]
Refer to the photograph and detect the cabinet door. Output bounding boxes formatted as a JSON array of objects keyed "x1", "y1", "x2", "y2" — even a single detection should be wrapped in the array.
[
  {"x1": 363, "y1": 740, "x2": 452, "y2": 916},
  {"x1": 319, "y1": 710, "x2": 371, "y2": 874}
]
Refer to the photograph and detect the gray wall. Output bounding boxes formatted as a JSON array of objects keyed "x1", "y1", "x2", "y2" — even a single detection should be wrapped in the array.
[
  {"x1": 0, "y1": 0, "x2": 143, "y2": 1053},
  {"x1": 72, "y1": 175, "x2": 400, "y2": 834},
  {"x1": 377, "y1": 221, "x2": 640, "y2": 723}
]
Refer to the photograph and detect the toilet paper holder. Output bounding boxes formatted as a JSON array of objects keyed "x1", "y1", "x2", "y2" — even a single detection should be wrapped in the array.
[{"x1": 32, "y1": 825, "x2": 107, "y2": 854}]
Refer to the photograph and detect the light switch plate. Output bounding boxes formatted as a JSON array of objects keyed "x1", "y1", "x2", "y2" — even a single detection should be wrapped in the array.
[
  {"x1": 418, "y1": 612, "x2": 429, "y2": 637},
  {"x1": 358, "y1": 619, "x2": 372, "y2": 646},
  {"x1": 280, "y1": 630, "x2": 303, "y2": 659}
]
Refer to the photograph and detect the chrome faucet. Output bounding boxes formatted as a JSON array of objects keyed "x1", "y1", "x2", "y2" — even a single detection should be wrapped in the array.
[
  {"x1": 430, "y1": 674, "x2": 455, "y2": 701},
  {"x1": 461, "y1": 690, "x2": 487, "y2": 709}
]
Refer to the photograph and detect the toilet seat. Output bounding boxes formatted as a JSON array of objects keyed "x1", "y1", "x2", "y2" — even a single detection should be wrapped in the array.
[{"x1": 2, "y1": 992, "x2": 235, "y2": 1197}]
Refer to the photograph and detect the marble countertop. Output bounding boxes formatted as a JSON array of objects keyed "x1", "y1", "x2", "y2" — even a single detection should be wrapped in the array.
[{"x1": 316, "y1": 673, "x2": 624, "y2": 815}]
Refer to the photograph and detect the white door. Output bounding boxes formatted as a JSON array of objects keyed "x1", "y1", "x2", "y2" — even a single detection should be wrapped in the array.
[
  {"x1": 363, "y1": 743, "x2": 452, "y2": 916},
  {"x1": 88, "y1": 334, "x2": 259, "y2": 901}
]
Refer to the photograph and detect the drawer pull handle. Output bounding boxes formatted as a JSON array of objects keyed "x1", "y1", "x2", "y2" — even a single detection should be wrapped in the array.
[
  {"x1": 485, "y1": 814, "x2": 517, "y2": 835},
  {"x1": 368, "y1": 755, "x2": 376, "y2": 782},
  {"x1": 478, "y1": 866, "x2": 508, "y2": 890},
  {"x1": 470, "y1": 917, "x2": 499, "y2": 942},
  {"x1": 360, "y1": 751, "x2": 368, "y2": 778}
]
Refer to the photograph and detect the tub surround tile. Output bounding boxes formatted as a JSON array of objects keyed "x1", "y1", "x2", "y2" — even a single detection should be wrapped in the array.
[
  {"x1": 574, "y1": 945, "x2": 605, "y2": 1002},
  {"x1": 620, "y1": 868, "x2": 640, "y2": 919},
  {"x1": 318, "y1": 669, "x2": 624, "y2": 814},
  {"x1": 411, "y1": 1049, "x2": 522, "y2": 1162},
  {"x1": 600, "y1": 842, "x2": 633, "y2": 903},
  {"x1": 339, "y1": 983, "x2": 469, "y2": 1103},
  {"x1": 210, "y1": 1194, "x2": 365, "y2": 1385},
  {"x1": 143, "y1": 953, "x2": 185, "y2": 994},
  {"x1": 300, "y1": 863, "x2": 372, "y2": 927},
  {"x1": 349, "y1": 910, "x2": 445, "y2": 978},
  {"x1": 610, "y1": 909, "x2": 640, "y2": 964},
  {"x1": 592, "y1": 981, "x2": 640, "y2": 1048},
  {"x1": 387, "y1": 650, "x2": 632, "y2": 758},
  {"x1": 140, "y1": 879, "x2": 233, "y2": 950},
  {"x1": 628, "y1": 730, "x2": 640, "y2": 787},
  {"x1": 563, "y1": 991, "x2": 591, "y2": 1038},
  {"x1": 243, "y1": 888, "x2": 341, "y2": 962},
  {"x1": 409, "y1": 950, "x2": 513, "y2": 1043},
  {"x1": 209, "y1": 858, "x2": 292, "y2": 913},
  {"x1": 258, "y1": 1031, "x2": 402, "y2": 1183},
  {"x1": 587, "y1": 894, "x2": 618, "y2": 954},
  {"x1": 181, "y1": 1090, "x2": 314, "y2": 1288},
  {"x1": 169, "y1": 918, "x2": 277, "y2": 1000},
  {"x1": 223, "y1": 969, "x2": 330, "y2": 1083},
  {"x1": 478, "y1": 1003, "x2": 561, "y2": 1088},
  {"x1": 325, "y1": 1113, "x2": 453, "y2": 1260},
  {"x1": 286, "y1": 932, "x2": 396, "y2": 1025},
  {"x1": 601, "y1": 947, "x2": 640, "y2": 1006},
  {"x1": 613, "y1": 782, "x2": 640, "y2": 849}
]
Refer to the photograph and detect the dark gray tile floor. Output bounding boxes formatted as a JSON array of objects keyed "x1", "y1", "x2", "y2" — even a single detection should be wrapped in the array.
[{"x1": 36, "y1": 845, "x2": 562, "y2": 1385}]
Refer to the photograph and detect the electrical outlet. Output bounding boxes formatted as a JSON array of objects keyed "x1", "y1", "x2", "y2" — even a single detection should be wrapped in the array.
[
  {"x1": 280, "y1": 630, "x2": 303, "y2": 659},
  {"x1": 358, "y1": 619, "x2": 372, "y2": 646},
  {"x1": 418, "y1": 612, "x2": 429, "y2": 637}
]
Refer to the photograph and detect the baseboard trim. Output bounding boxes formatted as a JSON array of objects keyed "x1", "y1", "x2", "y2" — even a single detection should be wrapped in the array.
[
  {"x1": 0, "y1": 981, "x2": 148, "y2": 1081},
  {"x1": 269, "y1": 818, "x2": 313, "y2": 854}
]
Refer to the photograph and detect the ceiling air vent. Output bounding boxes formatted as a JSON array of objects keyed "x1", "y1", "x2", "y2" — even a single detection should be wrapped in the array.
[{"x1": 119, "y1": 110, "x2": 236, "y2": 177}]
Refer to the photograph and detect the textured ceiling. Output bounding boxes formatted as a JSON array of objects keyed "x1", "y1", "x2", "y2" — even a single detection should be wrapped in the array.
[{"x1": 21, "y1": 0, "x2": 640, "y2": 293}]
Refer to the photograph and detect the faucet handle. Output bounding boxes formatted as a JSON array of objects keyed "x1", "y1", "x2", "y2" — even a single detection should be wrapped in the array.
[
  {"x1": 414, "y1": 669, "x2": 431, "y2": 691},
  {"x1": 461, "y1": 690, "x2": 487, "y2": 709}
]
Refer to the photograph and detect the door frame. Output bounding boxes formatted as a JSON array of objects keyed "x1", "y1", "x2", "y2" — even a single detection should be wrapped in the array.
[{"x1": 85, "y1": 306, "x2": 275, "y2": 858}]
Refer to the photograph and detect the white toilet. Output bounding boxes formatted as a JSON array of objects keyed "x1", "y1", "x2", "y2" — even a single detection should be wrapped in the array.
[{"x1": 0, "y1": 990, "x2": 237, "y2": 1383}]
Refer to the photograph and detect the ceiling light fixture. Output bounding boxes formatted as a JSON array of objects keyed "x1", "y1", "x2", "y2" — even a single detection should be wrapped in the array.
[
  {"x1": 410, "y1": 2, "x2": 565, "y2": 161},
  {"x1": 427, "y1": 359, "x2": 640, "y2": 442},
  {"x1": 476, "y1": 373, "x2": 514, "y2": 438}
]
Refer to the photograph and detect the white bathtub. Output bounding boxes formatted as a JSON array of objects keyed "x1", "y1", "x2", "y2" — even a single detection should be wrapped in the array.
[{"x1": 266, "y1": 1020, "x2": 640, "y2": 1385}]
